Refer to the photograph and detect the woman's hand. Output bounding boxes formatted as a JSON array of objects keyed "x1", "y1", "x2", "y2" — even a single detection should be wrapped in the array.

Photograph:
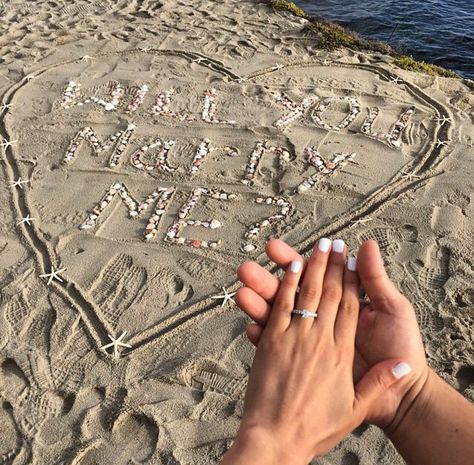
[
  {"x1": 222, "y1": 239, "x2": 412, "y2": 465},
  {"x1": 236, "y1": 239, "x2": 428, "y2": 430}
]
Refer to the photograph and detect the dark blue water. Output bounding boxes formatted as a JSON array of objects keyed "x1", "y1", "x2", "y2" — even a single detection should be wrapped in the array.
[{"x1": 296, "y1": 0, "x2": 474, "y2": 79}]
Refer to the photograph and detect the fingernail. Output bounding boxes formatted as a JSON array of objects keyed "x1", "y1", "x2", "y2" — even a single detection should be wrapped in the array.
[
  {"x1": 347, "y1": 256, "x2": 357, "y2": 271},
  {"x1": 290, "y1": 260, "x2": 302, "y2": 273},
  {"x1": 332, "y1": 239, "x2": 345, "y2": 253},
  {"x1": 318, "y1": 238, "x2": 332, "y2": 252},
  {"x1": 392, "y1": 362, "x2": 412, "y2": 379}
]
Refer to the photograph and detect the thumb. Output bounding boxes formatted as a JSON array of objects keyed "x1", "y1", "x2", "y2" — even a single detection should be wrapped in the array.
[
  {"x1": 354, "y1": 360, "x2": 412, "y2": 416},
  {"x1": 357, "y1": 240, "x2": 403, "y2": 310}
]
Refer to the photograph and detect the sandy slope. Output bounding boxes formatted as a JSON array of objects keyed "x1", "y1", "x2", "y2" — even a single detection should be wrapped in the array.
[{"x1": 0, "y1": 0, "x2": 473, "y2": 464}]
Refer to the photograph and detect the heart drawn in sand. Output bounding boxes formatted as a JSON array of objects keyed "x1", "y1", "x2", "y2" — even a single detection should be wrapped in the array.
[{"x1": 3, "y1": 50, "x2": 451, "y2": 353}]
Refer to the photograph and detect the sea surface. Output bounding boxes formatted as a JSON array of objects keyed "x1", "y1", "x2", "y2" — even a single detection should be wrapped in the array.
[{"x1": 296, "y1": 0, "x2": 474, "y2": 79}]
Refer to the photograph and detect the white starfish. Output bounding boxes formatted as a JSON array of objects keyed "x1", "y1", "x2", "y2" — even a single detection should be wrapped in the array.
[
  {"x1": 271, "y1": 64, "x2": 284, "y2": 71},
  {"x1": 401, "y1": 171, "x2": 421, "y2": 181},
  {"x1": 139, "y1": 47, "x2": 150, "y2": 52},
  {"x1": 434, "y1": 139, "x2": 448, "y2": 148},
  {"x1": 81, "y1": 55, "x2": 93, "y2": 62},
  {"x1": 1, "y1": 138, "x2": 18, "y2": 150},
  {"x1": 211, "y1": 286, "x2": 236, "y2": 307},
  {"x1": 192, "y1": 57, "x2": 206, "y2": 64},
  {"x1": 390, "y1": 76, "x2": 403, "y2": 84},
  {"x1": 39, "y1": 266, "x2": 67, "y2": 285},
  {"x1": 434, "y1": 115, "x2": 451, "y2": 126},
  {"x1": 0, "y1": 103, "x2": 13, "y2": 113},
  {"x1": 101, "y1": 332, "x2": 132, "y2": 358},
  {"x1": 17, "y1": 214, "x2": 35, "y2": 226},
  {"x1": 349, "y1": 217, "x2": 373, "y2": 228},
  {"x1": 9, "y1": 177, "x2": 30, "y2": 189}
]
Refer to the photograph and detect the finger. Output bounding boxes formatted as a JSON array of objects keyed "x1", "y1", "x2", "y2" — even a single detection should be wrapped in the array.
[
  {"x1": 354, "y1": 361, "x2": 412, "y2": 422},
  {"x1": 246, "y1": 323, "x2": 264, "y2": 346},
  {"x1": 238, "y1": 241, "x2": 306, "y2": 305},
  {"x1": 266, "y1": 258, "x2": 304, "y2": 334},
  {"x1": 293, "y1": 238, "x2": 332, "y2": 330},
  {"x1": 357, "y1": 240, "x2": 405, "y2": 313},
  {"x1": 235, "y1": 287, "x2": 271, "y2": 325},
  {"x1": 316, "y1": 239, "x2": 347, "y2": 329},
  {"x1": 266, "y1": 238, "x2": 304, "y2": 269},
  {"x1": 237, "y1": 261, "x2": 279, "y2": 302},
  {"x1": 335, "y1": 255, "x2": 361, "y2": 345},
  {"x1": 266, "y1": 238, "x2": 309, "y2": 285}
]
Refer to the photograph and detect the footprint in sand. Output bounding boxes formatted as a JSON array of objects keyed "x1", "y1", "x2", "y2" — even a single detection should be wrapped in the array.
[{"x1": 72, "y1": 413, "x2": 158, "y2": 465}]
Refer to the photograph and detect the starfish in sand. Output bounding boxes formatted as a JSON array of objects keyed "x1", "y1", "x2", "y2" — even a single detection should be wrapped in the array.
[
  {"x1": 39, "y1": 266, "x2": 67, "y2": 285},
  {"x1": 101, "y1": 332, "x2": 132, "y2": 358},
  {"x1": 390, "y1": 76, "x2": 403, "y2": 84},
  {"x1": 139, "y1": 47, "x2": 150, "y2": 52},
  {"x1": 211, "y1": 287, "x2": 236, "y2": 307},
  {"x1": 10, "y1": 177, "x2": 30, "y2": 189},
  {"x1": 271, "y1": 64, "x2": 284, "y2": 71},
  {"x1": 434, "y1": 139, "x2": 448, "y2": 148},
  {"x1": 192, "y1": 57, "x2": 206, "y2": 64},
  {"x1": 434, "y1": 115, "x2": 451, "y2": 126},
  {"x1": 349, "y1": 217, "x2": 373, "y2": 228},
  {"x1": 81, "y1": 55, "x2": 93, "y2": 62},
  {"x1": 17, "y1": 214, "x2": 35, "y2": 226},
  {"x1": 401, "y1": 171, "x2": 421, "y2": 181},
  {"x1": 0, "y1": 103, "x2": 13, "y2": 113},
  {"x1": 1, "y1": 138, "x2": 18, "y2": 150}
]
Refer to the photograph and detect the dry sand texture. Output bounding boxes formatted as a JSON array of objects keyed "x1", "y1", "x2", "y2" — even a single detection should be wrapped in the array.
[{"x1": 0, "y1": 0, "x2": 473, "y2": 463}]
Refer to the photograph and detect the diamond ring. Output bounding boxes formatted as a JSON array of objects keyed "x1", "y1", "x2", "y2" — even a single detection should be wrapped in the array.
[{"x1": 291, "y1": 309, "x2": 318, "y2": 319}]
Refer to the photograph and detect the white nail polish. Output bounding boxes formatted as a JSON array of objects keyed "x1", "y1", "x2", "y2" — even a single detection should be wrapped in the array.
[
  {"x1": 318, "y1": 238, "x2": 332, "y2": 252},
  {"x1": 290, "y1": 260, "x2": 302, "y2": 273},
  {"x1": 392, "y1": 362, "x2": 412, "y2": 379},
  {"x1": 347, "y1": 256, "x2": 357, "y2": 271},
  {"x1": 332, "y1": 239, "x2": 345, "y2": 253}
]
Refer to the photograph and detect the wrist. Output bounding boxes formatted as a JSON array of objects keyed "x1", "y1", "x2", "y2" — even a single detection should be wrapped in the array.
[
  {"x1": 384, "y1": 366, "x2": 436, "y2": 440},
  {"x1": 221, "y1": 426, "x2": 308, "y2": 465}
]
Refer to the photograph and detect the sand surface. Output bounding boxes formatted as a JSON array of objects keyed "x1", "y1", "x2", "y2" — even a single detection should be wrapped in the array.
[{"x1": 0, "y1": 0, "x2": 473, "y2": 463}]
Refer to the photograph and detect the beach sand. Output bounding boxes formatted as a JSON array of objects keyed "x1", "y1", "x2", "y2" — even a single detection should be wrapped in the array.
[{"x1": 0, "y1": 0, "x2": 473, "y2": 463}]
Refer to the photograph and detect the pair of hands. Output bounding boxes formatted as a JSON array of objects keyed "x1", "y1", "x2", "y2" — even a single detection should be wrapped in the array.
[{"x1": 229, "y1": 239, "x2": 430, "y2": 462}]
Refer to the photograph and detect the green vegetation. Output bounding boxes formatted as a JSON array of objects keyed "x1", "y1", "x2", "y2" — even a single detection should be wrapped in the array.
[
  {"x1": 270, "y1": 0, "x2": 306, "y2": 18},
  {"x1": 268, "y1": 0, "x2": 458, "y2": 78},
  {"x1": 394, "y1": 55, "x2": 458, "y2": 78},
  {"x1": 311, "y1": 20, "x2": 391, "y2": 52}
]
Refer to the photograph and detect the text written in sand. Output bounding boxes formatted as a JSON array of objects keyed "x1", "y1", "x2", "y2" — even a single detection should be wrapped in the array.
[{"x1": 56, "y1": 79, "x2": 416, "y2": 253}]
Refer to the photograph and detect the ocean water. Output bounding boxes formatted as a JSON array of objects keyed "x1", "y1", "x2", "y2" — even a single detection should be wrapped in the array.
[{"x1": 296, "y1": 0, "x2": 474, "y2": 79}]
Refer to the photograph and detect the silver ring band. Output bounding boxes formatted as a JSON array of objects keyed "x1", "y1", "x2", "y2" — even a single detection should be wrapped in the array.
[{"x1": 292, "y1": 309, "x2": 318, "y2": 319}]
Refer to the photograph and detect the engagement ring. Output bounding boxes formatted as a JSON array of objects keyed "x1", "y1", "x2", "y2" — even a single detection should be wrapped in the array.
[{"x1": 291, "y1": 309, "x2": 318, "y2": 319}]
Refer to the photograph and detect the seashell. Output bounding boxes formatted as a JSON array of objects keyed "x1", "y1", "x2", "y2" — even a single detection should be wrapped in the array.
[{"x1": 244, "y1": 244, "x2": 256, "y2": 252}]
